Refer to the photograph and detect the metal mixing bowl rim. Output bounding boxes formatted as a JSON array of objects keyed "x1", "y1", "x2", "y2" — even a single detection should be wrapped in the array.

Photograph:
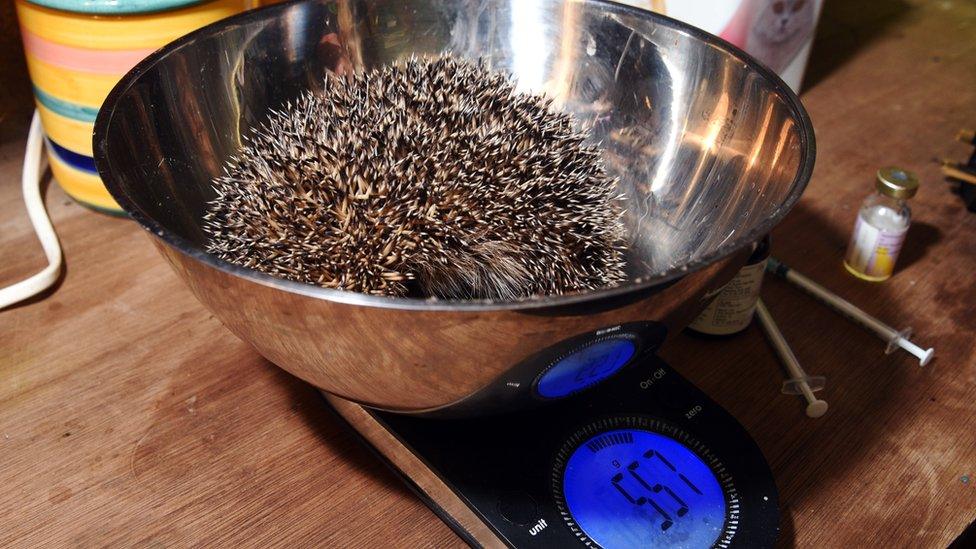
[{"x1": 93, "y1": 0, "x2": 816, "y2": 312}]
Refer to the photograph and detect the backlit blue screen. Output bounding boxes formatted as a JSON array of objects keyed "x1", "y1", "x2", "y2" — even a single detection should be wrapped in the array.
[
  {"x1": 537, "y1": 338, "x2": 636, "y2": 399},
  {"x1": 562, "y1": 429, "x2": 726, "y2": 548}
]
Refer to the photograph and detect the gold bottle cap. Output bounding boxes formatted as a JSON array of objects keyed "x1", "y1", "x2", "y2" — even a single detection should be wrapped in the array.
[{"x1": 876, "y1": 167, "x2": 919, "y2": 199}]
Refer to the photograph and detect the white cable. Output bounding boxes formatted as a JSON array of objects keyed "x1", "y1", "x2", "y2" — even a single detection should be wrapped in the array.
[{"x1": 0, "y1": 110, "x2": 63, "y2": 310}]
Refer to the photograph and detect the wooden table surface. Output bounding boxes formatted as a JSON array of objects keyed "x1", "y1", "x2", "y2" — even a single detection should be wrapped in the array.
[{"x1": 2, "y1": 0, "x2": 975, "y2": 547}]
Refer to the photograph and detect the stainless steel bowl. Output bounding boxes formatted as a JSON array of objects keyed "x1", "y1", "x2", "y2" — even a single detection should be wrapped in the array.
[{"x1": 94, "y1": 0, "x2": 814, "y2": 415}]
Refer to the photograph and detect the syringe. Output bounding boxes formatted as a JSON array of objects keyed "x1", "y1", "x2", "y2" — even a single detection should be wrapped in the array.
[
  {"x1": 755, "y1": 299, "x2": 828, "y2": 418},
  {"x1": 767, "y1": 257, "x2": 934, "y2": 366}
]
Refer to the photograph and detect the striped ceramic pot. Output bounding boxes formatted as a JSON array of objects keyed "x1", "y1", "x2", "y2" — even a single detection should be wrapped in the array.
[{"x1": 16, "y1": 0, "x2": 252, "y2": 213}]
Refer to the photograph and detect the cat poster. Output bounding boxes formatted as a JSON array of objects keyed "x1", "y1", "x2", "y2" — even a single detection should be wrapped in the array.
[{"x1": 615, "y1": 0, "x2": 824, "y2": 92}]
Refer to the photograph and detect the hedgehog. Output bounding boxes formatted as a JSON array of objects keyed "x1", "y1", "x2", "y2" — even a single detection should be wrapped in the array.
[{"x1": 203, "y1": 56, "x2": 627, "y2": 301}]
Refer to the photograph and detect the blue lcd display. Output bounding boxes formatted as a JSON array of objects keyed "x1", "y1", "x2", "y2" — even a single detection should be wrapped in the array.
[
  {"x1": 536, "y1": 338, "x2": 636, "y2": 399},
  {"x1": 562, "y1": 429, "x2": 726, "y2": 548}
]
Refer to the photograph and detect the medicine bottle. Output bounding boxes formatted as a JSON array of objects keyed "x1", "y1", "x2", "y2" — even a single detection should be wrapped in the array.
[
  {"x1": 844, "y1": 167, "x2": 919, "y2": 281},
  {"x1": 687, "y1": 235, "x2": 770, "y2": 337}
]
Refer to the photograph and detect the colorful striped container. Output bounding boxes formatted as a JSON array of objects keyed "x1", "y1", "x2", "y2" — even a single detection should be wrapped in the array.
[{"x1": 15, "y1": 0, "x2": 252, "y2": 213}]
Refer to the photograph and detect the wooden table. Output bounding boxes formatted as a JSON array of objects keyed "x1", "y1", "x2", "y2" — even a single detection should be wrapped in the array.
[{"x1": 2, "y1": 0, "x2": 975, "y2": 546}]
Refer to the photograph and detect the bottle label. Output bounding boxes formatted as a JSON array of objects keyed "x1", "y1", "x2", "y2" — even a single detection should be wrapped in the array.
[
  {"x1": 845, "y1": 215, "x2": 908, "y2": 278},
  {"x1": 689, "y1": 259, "x2": 767, "y2": 335}
]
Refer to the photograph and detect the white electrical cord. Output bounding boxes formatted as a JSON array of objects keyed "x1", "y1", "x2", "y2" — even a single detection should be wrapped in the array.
[{"x1": 0, "y1": 110, "x2": 63, "y2": 310}]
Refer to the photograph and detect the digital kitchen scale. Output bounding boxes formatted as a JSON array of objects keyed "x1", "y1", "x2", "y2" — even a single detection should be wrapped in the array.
[{"x1": 325, "y1": 323, "x2": 779, "y2": 548}]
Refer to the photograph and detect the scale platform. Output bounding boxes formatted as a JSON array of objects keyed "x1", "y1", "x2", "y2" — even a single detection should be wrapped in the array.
[{"x1": 325, "y1": 346, "x2": 779, "y2": 548}]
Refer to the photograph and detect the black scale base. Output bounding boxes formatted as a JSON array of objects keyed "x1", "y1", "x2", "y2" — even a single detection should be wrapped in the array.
[{"x1": 330, "y1": 352, "x2": 779, "y2": 548}]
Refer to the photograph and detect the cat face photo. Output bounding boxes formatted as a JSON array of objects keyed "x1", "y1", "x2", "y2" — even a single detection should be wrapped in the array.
[
  {"x1": 745, "y1": 0, "x2": 818, "y2": 74},
  {"x1": 752, "y1": 0, "x2": 815, "y2": 44}
]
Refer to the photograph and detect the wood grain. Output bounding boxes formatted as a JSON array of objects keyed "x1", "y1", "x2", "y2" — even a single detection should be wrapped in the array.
[
  {"x1": 1, "y1": 0, "x2": 975, "y2": 547},
  {"x1": 0, "y1": 177, "x2": 461, "y2": 548}
]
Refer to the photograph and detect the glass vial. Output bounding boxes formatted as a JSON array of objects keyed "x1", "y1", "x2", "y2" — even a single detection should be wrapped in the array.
[
  {"x1": 844, "y1": 167, "x2": 919, "y2": 281},
  {"x1": 687, "y1": 235, "x2": 770, "y2": 337}
]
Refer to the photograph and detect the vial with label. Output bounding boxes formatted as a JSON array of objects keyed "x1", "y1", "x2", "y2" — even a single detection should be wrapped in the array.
[
  {"x1": 844, "y1": 167, "x2": 919, "y2": 281},
  {"x1": 687, "y1": 235, "x2": 770, "y2": 337}
]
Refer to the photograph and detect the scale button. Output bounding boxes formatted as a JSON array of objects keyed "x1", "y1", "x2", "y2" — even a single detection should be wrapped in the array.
[{"x1": 497, "y1": 492, "x2": 539, "y2": 525}]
